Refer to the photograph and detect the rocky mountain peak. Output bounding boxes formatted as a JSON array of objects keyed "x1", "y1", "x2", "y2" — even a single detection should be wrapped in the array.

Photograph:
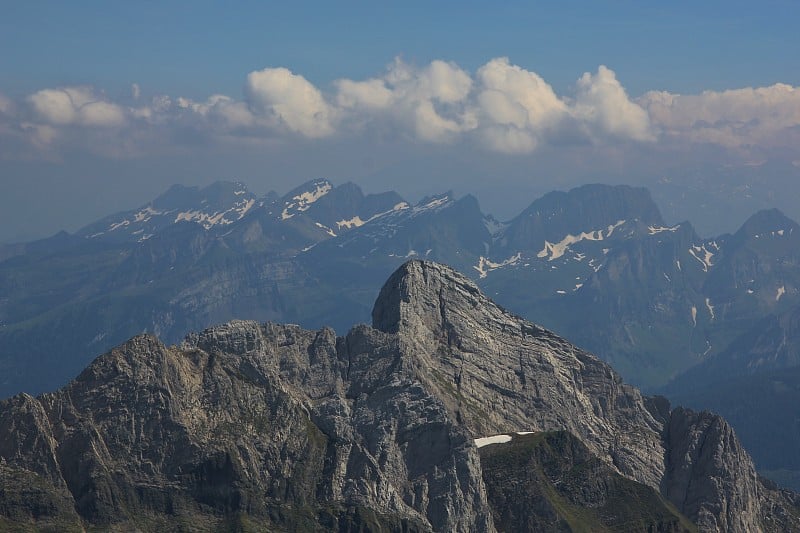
[
  {"x1": 152, "y1": 180, "x2": 253, "y2": 211},
  {"x1": 372, "y1": 259, "x2": 484, "y2": 336},
  {"x1": 502, "y1": 184, "x2": 666, "y2": 251},
  {"x1": 735, "y1": 208, "x2": 799, "y2": 240}
]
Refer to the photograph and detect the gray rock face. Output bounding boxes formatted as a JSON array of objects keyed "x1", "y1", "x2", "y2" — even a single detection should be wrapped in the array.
[
  {"x1": 0, "y1": 259, "x2": 797, "y2": 531},
  {"x1": 663, "y1": 407, "x2": 762, "y2": 532},
  {"x1": 373, "y1": 260, "x2": 666, "y2": 488},
  {"x1": 0, "y1": 321, "x2": 494, "y2": 530}
]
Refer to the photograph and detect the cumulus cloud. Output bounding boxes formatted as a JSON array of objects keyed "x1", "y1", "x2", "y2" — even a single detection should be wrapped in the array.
[
  {"x1": 472, "y1": 57, "x2": 569, "y2": 152},
  {"x1": 335, "y1": 78, "x2": 393, "y2": 109},
  {"x1": 28, "y1": 87, "x2": 126, "y2": 127},
  {"x1": 2, "y1": 57, "x2": 798, "y2": 159},
  {"x1": 245, "y1": 67, "x2": 334, "y2": 138},
  {"x1": 573, "y1": 66, "x2": 654, "y2": 142},
  {"x1": 177, "y1": 94, "x2": 256, "y2": 130},
  {"x1": 641, "y1": 83, "x2": 800, "y2": 148},
  {"x1": 332, "y1": 58, "x2": 475, "y2": 142}
]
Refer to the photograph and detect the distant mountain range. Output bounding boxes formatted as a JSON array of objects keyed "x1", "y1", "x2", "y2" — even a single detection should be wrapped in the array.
[{"x1": 2, "y1": 177, "x2": 800, "y2": 489}]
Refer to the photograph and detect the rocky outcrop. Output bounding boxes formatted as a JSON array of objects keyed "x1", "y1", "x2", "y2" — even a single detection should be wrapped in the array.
[
  {"x1": 0, "y1": 320, "x2": 494, "y2": 531},
  {"x1": 662, "y1": 407, "x2": 800, "y2": 532},
  {"x1": 0, "y1": 260, "x2": 797, "y2": 531}
]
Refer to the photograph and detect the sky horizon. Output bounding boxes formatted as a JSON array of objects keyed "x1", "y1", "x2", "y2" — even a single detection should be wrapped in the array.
[{"x1": 2, "y1": 1, "x2": 799, "y2": 242}]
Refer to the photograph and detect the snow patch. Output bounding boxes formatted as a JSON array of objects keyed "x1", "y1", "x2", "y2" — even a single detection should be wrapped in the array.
[
  {"x1": 415, "y1": 196, "x2": 450, "y2": 212},
  {"x1": 705, "y1": 298, "x2": 715, "y2": 320},
  {"x1": 691, "y1": 306, "x2": 697, "y2": 327},
  {"x1": 336, "y1": 216, "x2": 365, "y2": 230},
  {"x1": 648, "y1": 224, "x2": 680, "y2": 235},
  {"x1": 390, "y1": 250, "x2": 419, "y2": 259},
  {"x1": 777, "y1": 286, "x2": 786, "y2": 301},
  {"x1": 337, "y1": 202, "x2": 409, "y2": 230},
  {"x1": 475, "y1": 435, "x2": 512, "y2": 448},
  {"x1": 281, "y1": 181, "x2": 332, "y2": 220},
  {"x1": 236, "y1": 198, "x2": 256, "y2": 218},
  {"x1": 703, "y1": 340, "x2": 712, "y2": 357},
  {"x1": 536, "y1": 220, "x2": 625, "y2": 261},
  {"x1": 315, "y1": 222, "x2": 337, "y2": 237},
  {"x1": 172, "y1": 198, "x2": 254, "y2": 230},
  {"x1": 175, "y1": 210, "x2": 232, "y2": 228},
  {"x1": 688, "y1": 244, "x2": 715, "y2": 272},
  {"x1": 108, "y1": 219, "x2": 130, "y2": 231},
  {"x1": 133, "y1": 206, "x2": 162, "y2": 223},
  {"x1": 473, "y1": 253, "x2": 522, "y2": 279}
]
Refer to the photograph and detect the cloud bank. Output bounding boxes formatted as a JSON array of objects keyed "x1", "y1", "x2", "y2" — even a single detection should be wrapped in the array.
[{"x1": 1, "y1": 57, "x2": 798, "y2": 158}]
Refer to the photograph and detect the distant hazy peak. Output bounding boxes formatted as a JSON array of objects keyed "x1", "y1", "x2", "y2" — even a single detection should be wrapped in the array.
[
  {"x1": 735, "y1": 207, "x2": 799, "y2": 239},
  {"x1": 521, "y1": 183, "x2": 664, "y2": 225},
  {"x1": 152, "y1": 180, "x2": 252, "y2": 210}
]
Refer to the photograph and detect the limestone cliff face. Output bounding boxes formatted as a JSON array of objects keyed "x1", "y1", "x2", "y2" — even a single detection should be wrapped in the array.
[
  {"x1": 373, "y1": 260, "x2": 666, "y2": 488},
  {"x1": 0, "y1": 260, "x2": 797, "y2": 531}
]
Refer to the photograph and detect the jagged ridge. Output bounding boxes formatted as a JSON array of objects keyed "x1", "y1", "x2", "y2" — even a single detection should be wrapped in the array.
[{"x1": 0, "y1": 261, "x2": 798, "y2": 531}]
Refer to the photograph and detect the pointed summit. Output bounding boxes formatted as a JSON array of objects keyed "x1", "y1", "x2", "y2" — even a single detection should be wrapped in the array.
[
  {"x1": 735, "y1": 208, "x2": 799, "y2": 240},
  {"x1": 372, "y1": 259, "x2": 485, "y2": 334}
]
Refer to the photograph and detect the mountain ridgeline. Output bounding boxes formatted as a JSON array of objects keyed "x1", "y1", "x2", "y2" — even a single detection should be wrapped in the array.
[
  {"x1": 1, "y1": 261, "x2": 797, "y2": 531},
  {"x1": 2, "y1": 178, "x2": 800, "y2": 491}
]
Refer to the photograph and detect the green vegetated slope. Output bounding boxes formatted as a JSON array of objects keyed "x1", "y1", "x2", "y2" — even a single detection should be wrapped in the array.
[{"x1": 479, "y1": 432, "x2": 697, "y2": 533}]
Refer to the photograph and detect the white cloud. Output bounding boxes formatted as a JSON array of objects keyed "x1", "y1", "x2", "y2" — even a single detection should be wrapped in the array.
[
  {"x1": 382, "y1": 58, "x2": 472, "y2": 104},
  {"x1": 245, "y1": 67, "x2": 334, "y2": 137},
  {"x1": 28, "y1": 87, "x2": 126, "y2": 128},
  {"x1": 573, "y1": 66, "x2": 654, "y2": 142},
  {"x1": 333, "y1": 57, "x2": 475, "y2": 142},
  {"x1": 28, "y1": 89, "x2": 77, "y2": 125},
  {"x1": 413, "y1": 99, "x2": 464, "y2": 142},
  {"x1": 79, "y1": 100, "x2": 127, "y2": 127},
  {"x1": 335, "y1": 78, "x2": 393, "y2": 109},
  {"x1": 473, "y1": 57, "x2": 569, "y2": 152},
  {"x1": 476, "y1": 57, "x2": 567, "y2": 128},
  {"x1": 414, "y1": 59, "x2": 473, "y2": 104},
  {"x1": 4, "y1": 58, "x2": 798, "y2": 159},
  {"x1": 479, "y1": 125, "x2": 538, "y2": 153},
  {"x1": 641, "y1": 83, "x2": 800, "y2": 148}
]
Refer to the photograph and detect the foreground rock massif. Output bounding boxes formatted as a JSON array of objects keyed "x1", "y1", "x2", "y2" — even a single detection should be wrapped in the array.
[{"x1": 0, "y1": 261, "x2": 797, "y2": 531}]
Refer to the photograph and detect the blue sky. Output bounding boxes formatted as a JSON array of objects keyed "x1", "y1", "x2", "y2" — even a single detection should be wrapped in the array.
[
  {"x1": 1, "y1": 1, "x2": 799, "y2": 241},
  {"x1": 3, "y1": 1, "x2": 797, "y2": 97}
]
